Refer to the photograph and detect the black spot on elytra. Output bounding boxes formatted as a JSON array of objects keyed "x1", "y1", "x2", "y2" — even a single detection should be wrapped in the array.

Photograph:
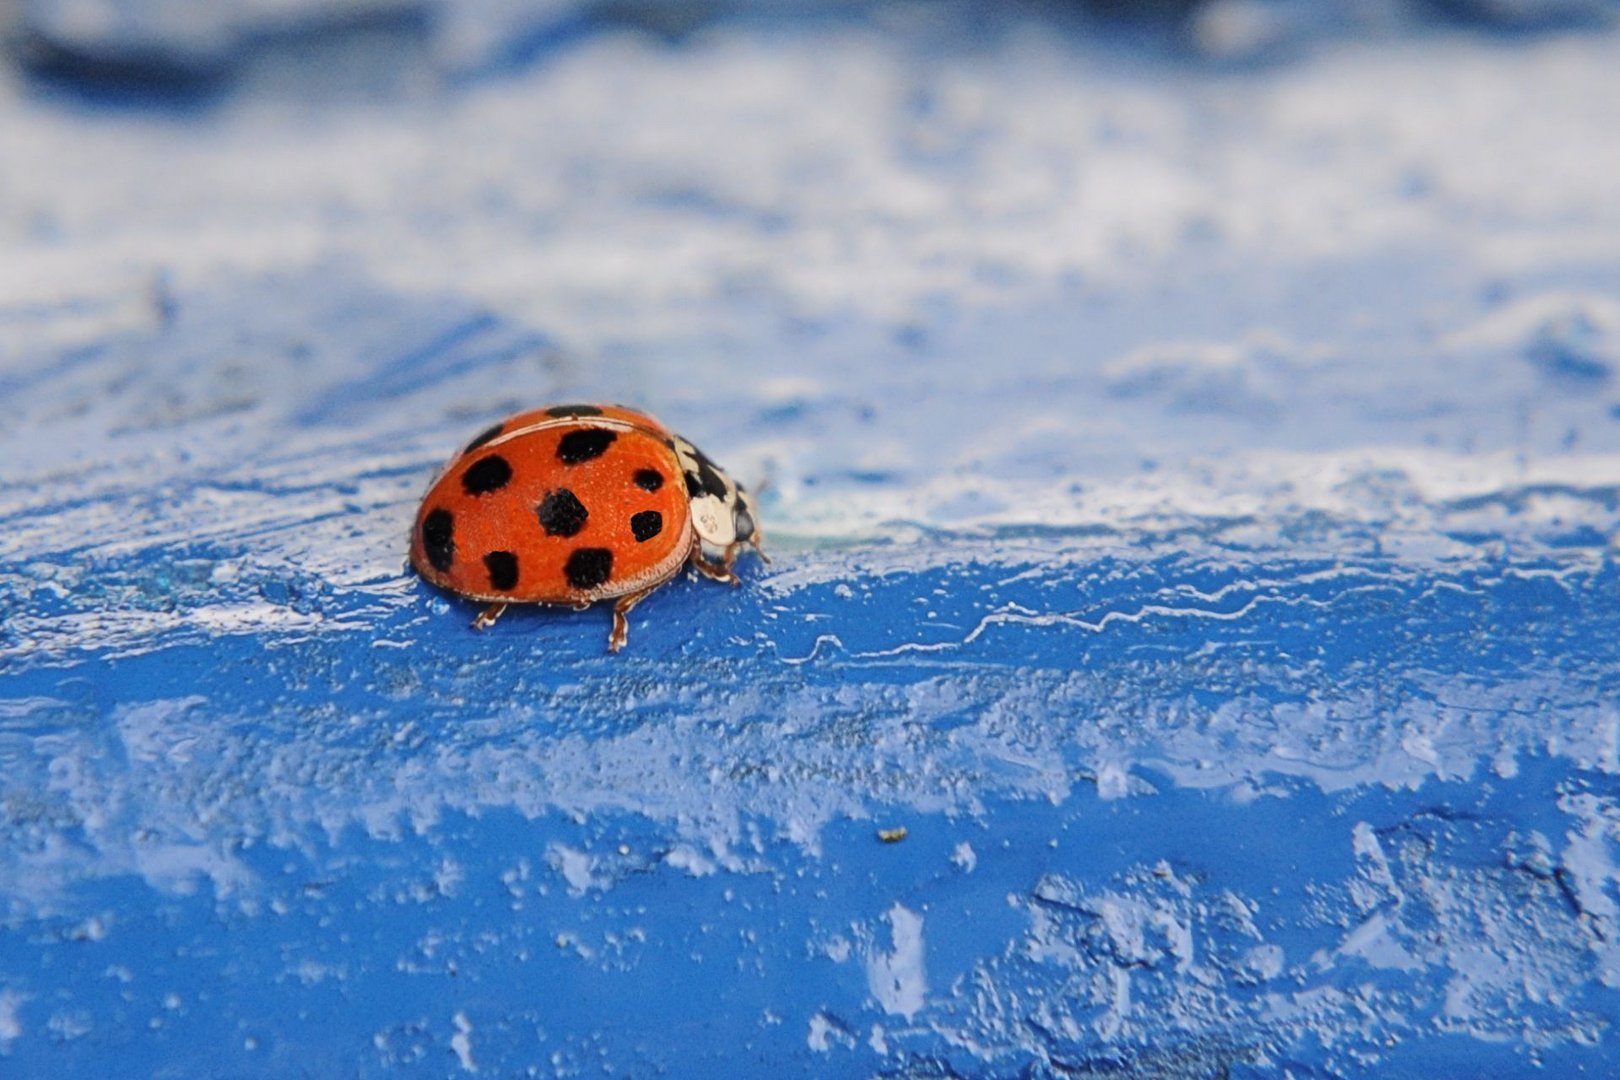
[
  {"x1": 464, "y1": 422, "x2": 504, "y2": 454},
  {"x1": 484, "y1": 550, "x2": 519, "y2": 591},
  {"x1": 421, "y1": 508, "x2": 454, "y2": 572},
  {"x1": 565, "y1": 547, "x2": 614, "y2": 590},
  {"x1": 536, "y1": 488, "x2": 589, "y2": 537},
  {"x1": 547, "y1": 404, "x2": 604, "y2": 418},
  {"x1": 633, "y1": 468, "x2": 664, "y2": 492},
  {"x1": 557, "y1": 429, "x2": 616, "y2": 464},
  {"x1": 630, "y1": 510, "x2": 663, "y2": 543},
  {"x1": 733, "y1": 504, "x2": 756, "y2": 541},
  {"x1": 462, "y1": 454, "x2": 512, "y2": 495}
]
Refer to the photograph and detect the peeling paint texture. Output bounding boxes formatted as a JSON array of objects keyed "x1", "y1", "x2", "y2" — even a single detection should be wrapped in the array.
[{"x1": 4, "y1": 2, "x2": 1620, "y2": 1076}]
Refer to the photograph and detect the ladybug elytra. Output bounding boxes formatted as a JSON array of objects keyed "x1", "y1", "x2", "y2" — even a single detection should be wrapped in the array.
[{"x1": 410, "y1": 404, "x2": 764, "y2": 651}]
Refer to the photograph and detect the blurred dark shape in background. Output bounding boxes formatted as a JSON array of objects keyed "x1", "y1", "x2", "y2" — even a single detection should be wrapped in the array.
[
  {"x1": 6, "y1": 0, "x2": 440, "y2": 103},
  {"x1": 3, "y1": 0, "x2": 1616, "y2": 106}
]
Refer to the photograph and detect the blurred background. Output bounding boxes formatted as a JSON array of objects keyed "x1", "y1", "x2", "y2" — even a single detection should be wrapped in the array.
[{"x1": 3, "y1": 0, "x2": 1620, "y2": 1076}]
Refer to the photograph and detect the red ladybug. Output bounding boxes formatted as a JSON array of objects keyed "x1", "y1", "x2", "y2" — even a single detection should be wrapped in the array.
[{"x1": 410, "y1": 404, "x2": 764, "y2": 651}]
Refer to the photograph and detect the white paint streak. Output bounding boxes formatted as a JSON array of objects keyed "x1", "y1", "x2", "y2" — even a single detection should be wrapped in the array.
[
  {"x1": 867, "y1": 903, "x2": 927, "y2": 1020},
  {"x1": 451, "y1": 1012, "x2": 477, "y2": 1073},
  {"x1": 0, "y1": 990, "x2": 25, "y2": 1044}
]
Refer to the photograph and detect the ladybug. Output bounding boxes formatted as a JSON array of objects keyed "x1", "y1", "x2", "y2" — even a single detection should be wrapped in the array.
[{"x1": 409, "y1": 404, "x2": 764, "y2": 651}]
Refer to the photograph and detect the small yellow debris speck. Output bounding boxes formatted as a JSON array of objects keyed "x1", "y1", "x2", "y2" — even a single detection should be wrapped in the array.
[{"x1": 877, "y1": 826, "x2": 908, "y2": 844}]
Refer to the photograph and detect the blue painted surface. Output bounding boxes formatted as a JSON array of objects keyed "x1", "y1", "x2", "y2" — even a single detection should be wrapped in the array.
[
  {"x1": 5, "y1": 5, "x2": 1620, "y2": 1077},
  {"x1": 7, "y1": 462, "x2": 1620, "y2": 1074}
]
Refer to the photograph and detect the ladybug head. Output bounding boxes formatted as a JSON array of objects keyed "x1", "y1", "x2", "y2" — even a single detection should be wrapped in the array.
[{"x1": 673, "y1": 434, "x2": 762, "y2": 552}]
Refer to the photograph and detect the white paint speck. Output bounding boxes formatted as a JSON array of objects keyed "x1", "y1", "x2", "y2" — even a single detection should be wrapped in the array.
[
  {"x1": 1244, "y1": 944, "x2": 1285, "y2": 981},
  {"x1": 434, "y1": 858, "x2": 464, "y2": 898},
  {"x1": 951, "y1": 842, "x2": 977, "y2": 872},
  {"x1": 546, "y1": 844, "x2": 599, "y2": 895},
  {"x1": 821, "y1": 935, "x2": 852, "y2": 963},
  {"x1": 1096, "y1": 762, "x2": 1131, "y2": 800},
  {"x1": 663, "y1": 845, "x2": 716, "y2": 877},
  {"x1": 806, "y1": 1011, "x2": 854, "y2": 1052}
]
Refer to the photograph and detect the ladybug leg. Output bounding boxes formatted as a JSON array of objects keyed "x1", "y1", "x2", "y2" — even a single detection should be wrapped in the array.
[
  {"x1": 473, "y1": 602, "x2": 508, "y2": 630},
  {"x1": 729, "y1": 538, "x2": 770, "y2": 567},
  {"x1": 609, "y1": 588, "x2": 654, "y2": 653},
  {"x1": 692, "y1": 551, "x2": 739, "y2": 586}
]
